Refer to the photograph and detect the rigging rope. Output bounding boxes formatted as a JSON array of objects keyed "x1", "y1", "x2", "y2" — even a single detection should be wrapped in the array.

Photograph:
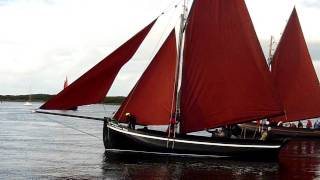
[
  {"x1": 102, "y1": 103, "x2": 109, "y2": 118},
  {"x1": 157, "y1": 0, "x2": 184, "y2": 18},
  {"x1": 36, "y1": 112, "x2": 102, "y2": 140},
  {"x1": 168, "y1": 0, "x2": 189, "y2": 146},
  {"x1": 97, "y1": 1, "x2": 184, "y2": 120},
  {"x1": 117, "y1": 2, "x2": 183, "y2": 120}
]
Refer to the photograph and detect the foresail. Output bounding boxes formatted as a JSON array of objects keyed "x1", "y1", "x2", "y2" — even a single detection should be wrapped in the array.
[
  {"x1": 40, "y1": 19, "x2": 157, "y2": 110},
  {"x1": 114, "y1": 30, "x2": 177, "y2": 125},
  {"x1": 271, "y1": 8, "x2": 320, "y2": 122},
  {"x1": 180, "y1": 0, "x2": 283, "y2": 133}
]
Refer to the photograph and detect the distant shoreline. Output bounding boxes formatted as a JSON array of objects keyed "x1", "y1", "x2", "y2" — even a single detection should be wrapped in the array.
[{"x1": 0, "y1": 94, "x2": 125, "y2": 105}]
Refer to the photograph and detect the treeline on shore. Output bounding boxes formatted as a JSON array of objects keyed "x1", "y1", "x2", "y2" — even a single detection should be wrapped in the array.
[{"x1": 0, "y1": 94, "x2": 125, "y2": 104}]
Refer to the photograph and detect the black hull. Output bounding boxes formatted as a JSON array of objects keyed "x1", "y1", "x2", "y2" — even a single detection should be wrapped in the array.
[
  {"x1": 239, "y1": 123, "x2": 320, "y2": 139},
  {"x1": 103, "y1": 122, "x2": 287, "y2": 161}
]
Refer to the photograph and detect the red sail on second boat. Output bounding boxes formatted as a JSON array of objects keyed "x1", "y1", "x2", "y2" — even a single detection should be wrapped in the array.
[{"x1": 271, "y1": 8, "x2": 320, "y2": 123}]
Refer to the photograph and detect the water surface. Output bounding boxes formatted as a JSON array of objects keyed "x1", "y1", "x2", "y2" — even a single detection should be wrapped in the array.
[{"x1": 0, "y1": 102, "x2": 319, "y2": 179}]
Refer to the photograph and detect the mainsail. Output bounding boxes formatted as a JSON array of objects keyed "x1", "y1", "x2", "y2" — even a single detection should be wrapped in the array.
[
  {"x1": 271, "y1": 8, "x2": 320, "y2": 122},
  {"x1": 40, "y1": 20, "x2": 157, "y2": 110},
  {"x1": 180, "y1": 0, "x2": 283, "y2": 133},
  {"x1": 114, "y1": 30, "x2": 177, "y2": 125}
]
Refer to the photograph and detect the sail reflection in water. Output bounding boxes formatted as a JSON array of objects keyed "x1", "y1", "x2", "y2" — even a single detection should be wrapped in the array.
[
  {"x1": 101, "y1": 140, "x2": 320, "y2": 179},
  {"x1": 279, "y1": 140, "x2": 320, "y2": 179}
]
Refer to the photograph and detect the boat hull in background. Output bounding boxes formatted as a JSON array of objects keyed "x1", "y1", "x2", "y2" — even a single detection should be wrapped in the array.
[
  {"x1": 103, "y1": 122, "x2": 287, "y2": 161},
  {"x1": 24, "y1": 102, "x2": 32, "y2": 106},
  {"x1": 239, "y1": 123, "x2": 320, "y2": 139}
]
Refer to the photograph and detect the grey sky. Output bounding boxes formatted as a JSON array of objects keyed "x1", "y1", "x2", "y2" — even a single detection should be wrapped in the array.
[
  {"x1": 0, "y1": 0, "x2": 319, "y2": 96},
  {"x1": 301, "y1": 0, "x2": 320, "y2": 8}
]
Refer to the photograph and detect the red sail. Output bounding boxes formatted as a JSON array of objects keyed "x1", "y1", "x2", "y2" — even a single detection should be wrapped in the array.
[
  {"x1": 114, "y1": 30, "x2": 177, "y2": 125},
  {"x1": 271, "y1": 8, "x2": 320, "y2": 122},
  {"x1": 63, "y1": 76, "x2": 68, "y2": 89},
  {"x1": 180, "y1": 0, "x2": 283, "y2": 133},
  {"x1": 40, "y1": 20, "x2": 156, "y2": 110}
]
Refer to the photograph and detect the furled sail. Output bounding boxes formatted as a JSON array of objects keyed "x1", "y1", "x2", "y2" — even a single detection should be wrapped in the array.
[
  {"x1": 271, "y1": 8, "x2": 320, "y2": 122},
  {"x1": 40, "y1": 20, "x2": 157, "y2": 110},
  {"x1": 114, "y1": 30, "x2": 177, "y2": 125},
  {"x1": 180, "y1": 0, "x2": 283, "y2": 133}
]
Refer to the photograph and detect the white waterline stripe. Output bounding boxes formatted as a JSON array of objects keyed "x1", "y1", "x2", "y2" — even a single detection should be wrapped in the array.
[
  {"x1": 108, "y1": 125, "x2": 281, "y2": 149},
  {"x1": 105, "y1": 148, "x2": 229, "y2": 158}
]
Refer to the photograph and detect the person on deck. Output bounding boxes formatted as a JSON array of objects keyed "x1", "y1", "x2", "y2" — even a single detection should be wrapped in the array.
[
  {"x1": 260, "y1": 130, "x2": 268, "y2": 141},
  {"x1": 318, "y1": 121, "x2": 320, "y2": 129},
  {"x1": 277, "y1": 121, "x2": 283, "y2": 127},
  {"x1": 231, "y1": 124, "x2": 241, "y2": 137},
  {"x1": 314, "y1": 120, "x2": 319, "y2": 129},
  {"x1": 306, "y1": 120, "x2": 312, "y2": 129},
  {"x1": 298, "y1": 121, "x2": 303, "y2": 128},
  {"x1": 219, "y1": 125, "x2": 232, "y2": 138},
  {"x1": 126, "y1": 113, "x2": 136, "y2": 130}
]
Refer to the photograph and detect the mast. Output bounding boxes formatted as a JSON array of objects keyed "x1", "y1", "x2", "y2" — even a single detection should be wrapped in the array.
[
  {"x1": 267, "y1": 36, "x2": 275, "y2": 69},
  {"x1": 174, "y1": 0, "x2": 189, "y2": 133}
]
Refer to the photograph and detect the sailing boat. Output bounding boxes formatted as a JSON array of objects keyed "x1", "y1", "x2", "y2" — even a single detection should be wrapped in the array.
[
  {"x1": 24, "y1": 94, "x2": 32, "y2": 106},
  {"x1": 64, "y1": 76, "x2": 68, "y2": 89},
  {"x1": 240, "y1": 8, "x2": 320, "y2": 139},
  {"x1": 37, "y1": 0, "x2": 288, "y2": 160},
  {"x1": 63, "y1": 76, "x2": 78, "y2": 111}
]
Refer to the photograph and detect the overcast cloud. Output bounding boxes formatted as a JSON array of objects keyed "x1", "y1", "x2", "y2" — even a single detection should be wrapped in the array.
[
  {"x1": 0, "y1": 0, "x2": 319, "y2": 96},
  {"x1": 301, "y1": 0, "x2": 320, "y2": 8}
]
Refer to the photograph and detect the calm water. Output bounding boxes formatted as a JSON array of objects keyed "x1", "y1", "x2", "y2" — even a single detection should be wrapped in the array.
[{"x1": 0, "y1": 102, "x2": 320, "y2": 179}]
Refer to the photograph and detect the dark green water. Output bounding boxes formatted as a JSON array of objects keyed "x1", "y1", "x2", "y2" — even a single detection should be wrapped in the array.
[{"x1": 0, "y1": 102, "x2": 319, "y2": 179}]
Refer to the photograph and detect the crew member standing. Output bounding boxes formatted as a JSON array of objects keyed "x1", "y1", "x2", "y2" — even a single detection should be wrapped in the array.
[
  {"x1": 126, "y1": 113, "x2": 136, "y2": 130},
  {"x1": 306, "y1": 120, "x2": 312, "y2": 129}
]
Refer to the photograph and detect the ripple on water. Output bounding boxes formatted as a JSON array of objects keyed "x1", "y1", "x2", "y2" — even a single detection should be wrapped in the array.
[{"x1": 0, "y1": 102, "x2": 320, "y2": 179}]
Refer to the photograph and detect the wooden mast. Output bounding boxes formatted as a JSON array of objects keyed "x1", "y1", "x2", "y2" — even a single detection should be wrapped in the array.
[
  {"x1": 173, "y1": 0, "x2": 189, "y2": 134},
  {"x1": 267, "y1": 36, "x2": 275, "y2": 69}
]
